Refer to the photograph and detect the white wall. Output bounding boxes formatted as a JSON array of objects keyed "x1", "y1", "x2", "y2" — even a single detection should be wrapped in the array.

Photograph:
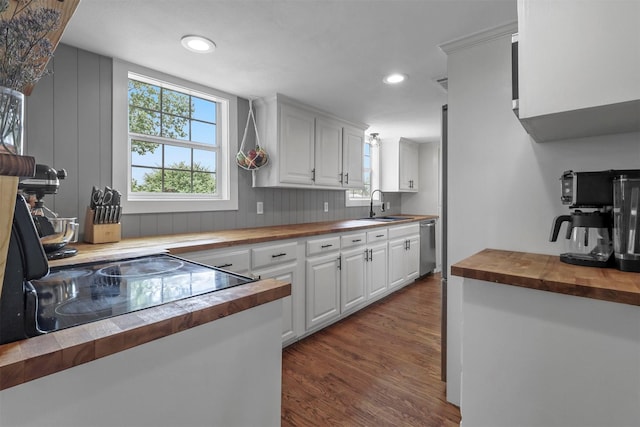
[{"x1": 445, "y1": 27, "x2": 640, "y2": 406}]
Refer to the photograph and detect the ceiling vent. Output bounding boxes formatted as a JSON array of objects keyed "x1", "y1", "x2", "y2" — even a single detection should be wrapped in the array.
[{"x1": 434, "y1": 76, "x2": 448, "y2": 92}]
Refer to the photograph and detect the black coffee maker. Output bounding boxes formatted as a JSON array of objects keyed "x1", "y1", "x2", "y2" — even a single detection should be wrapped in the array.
[{"x1": 550, "y1": 170, "x2": 640, "y2": 268}]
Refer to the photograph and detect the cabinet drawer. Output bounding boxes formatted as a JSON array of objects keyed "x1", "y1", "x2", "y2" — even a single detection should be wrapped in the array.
[
  {"x1": 388, "y1": 223, "x2": 419, "y2": 239},
  {"x1": 181, "y1": 248, "x2": 250, "y2": 274},
  {"x1": 341, "y1": 232, "x2": 366, "y2": 249},
  {"x1": 306, "y1": 236, "x2": 340, "y2": 256},
  {"x1": 252, "y1": 242, "x2": 298, "y2": 270},
  {"x1": 367, "y1": 228, "x2": 388, "y2": 243}
]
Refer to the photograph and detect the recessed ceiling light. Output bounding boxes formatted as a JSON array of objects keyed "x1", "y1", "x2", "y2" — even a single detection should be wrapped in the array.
[
  {"x1": 383, "y1": 73, "x2": 407, "y2": 84},
  {"x1": 181, "y1": 35, "x2": 216, "y2": 53}
]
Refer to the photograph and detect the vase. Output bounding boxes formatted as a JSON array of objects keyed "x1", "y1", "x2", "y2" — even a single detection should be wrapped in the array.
[{"x1": 0, "y1": 86, "x2": 25, "y2": 156}]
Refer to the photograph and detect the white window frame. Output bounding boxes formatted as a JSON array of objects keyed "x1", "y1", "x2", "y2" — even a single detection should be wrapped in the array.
[
  {"x1": 113, "y1": 59, "x2": 238, "y2": 214},
  {"x1": 345, "y1": 142, "x2": 381, "y2": 207}
]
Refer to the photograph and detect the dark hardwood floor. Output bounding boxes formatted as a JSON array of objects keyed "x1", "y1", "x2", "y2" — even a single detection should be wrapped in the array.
[{"x1": 282, "y1": 274, "x2": 461, "y2": 427}]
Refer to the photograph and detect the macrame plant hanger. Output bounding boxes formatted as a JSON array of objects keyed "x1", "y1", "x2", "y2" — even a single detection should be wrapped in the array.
[{"x1": 236, "y1": 99, "x2": 268, "y2": 178}]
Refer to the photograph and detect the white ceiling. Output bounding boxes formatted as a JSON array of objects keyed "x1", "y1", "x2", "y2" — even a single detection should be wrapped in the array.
[{"x1": 61, "y1": 0, "x2": 516, "y2": 143}]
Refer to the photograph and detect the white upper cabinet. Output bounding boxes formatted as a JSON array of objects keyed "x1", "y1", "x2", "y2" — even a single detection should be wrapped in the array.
[
  {"x1": 278, "y1": 104, "x2": 316, "y2": 185},
  {"x1": 380, "y1": 137, "x2": 420, "y2": 192},
  {"x1": 314, "y1": 117, "x2": 343, "y2": 186},
  {"x1": 254, "y1": 94, "x2": 368, "y2": 189},
  {"x1": 517, "y1": 0, "x2": 640, "y2": 141},
  {"x1": 342, "y1": 125, "x2": 364, "y2": 189}
]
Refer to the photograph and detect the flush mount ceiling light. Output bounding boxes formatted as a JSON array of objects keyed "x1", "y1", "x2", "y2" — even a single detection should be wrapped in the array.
[
  {"x1": 383, "y1": 73, "x2": 407, "y2": 84},
  {"x1": 181, "y1": 35, "x2": 216, "y2": 53}
]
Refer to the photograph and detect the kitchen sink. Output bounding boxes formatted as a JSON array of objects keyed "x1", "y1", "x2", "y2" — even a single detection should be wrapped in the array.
[{"x1": 359, "y1": 216, "x2": 412, "y2": 222}]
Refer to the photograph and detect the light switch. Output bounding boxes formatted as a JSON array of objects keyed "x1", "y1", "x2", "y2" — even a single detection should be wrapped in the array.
[
  {"x1": 324, "y1": 202, "x2": 329, "y2": 212},
  {"x1": 257, "y1": 202, "x2": 264, "y2": 215}
]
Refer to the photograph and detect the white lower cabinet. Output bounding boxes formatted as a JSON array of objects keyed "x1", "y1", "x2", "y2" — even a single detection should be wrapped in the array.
[
  {"x1": 305, "y1": 252, "x2": 341, "y2": 331},
  {"x1": 388, "y1": 234, "x2": 420, "y2": 290},
  {"x1": 253, "y1": 261, "x2": 302, "y2": 346},
  {"x1": 180, "y1": 221, "x2": 422, "y2": 345},
  {"x1": 340, "y1": 246, "x2": 367, "y2": 314},
  {"x1": 367, "y1": 240, "x2": 388, "y2": 299}
]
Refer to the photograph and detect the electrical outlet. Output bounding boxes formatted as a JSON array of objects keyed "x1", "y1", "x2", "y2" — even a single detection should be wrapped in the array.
[
  {"x1": 386, "y1": 202, "x2": 390, "y2": 210},
  {"x1": 257, "y1": 201, "x2": 264, "y2": 215},
  {"x1": 324, "y1": 202, "x2": 329, "y2": 212}
]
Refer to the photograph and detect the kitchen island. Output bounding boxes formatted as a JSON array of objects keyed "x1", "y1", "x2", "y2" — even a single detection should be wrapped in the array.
[
  {"x1": 452, "y1": 249, "x2": 640, "y2": 427},
  {"x1": 0, "y1": 216, "x2": 432, "y2": 426}
]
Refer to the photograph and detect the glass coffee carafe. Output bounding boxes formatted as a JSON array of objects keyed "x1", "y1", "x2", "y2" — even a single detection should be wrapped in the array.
[
  {"x1": 613, "y1": 176, "x2": 640, "y2": 272},
  {"x1": 550, "y1": 211, "x2": 613, "y2": 267}
]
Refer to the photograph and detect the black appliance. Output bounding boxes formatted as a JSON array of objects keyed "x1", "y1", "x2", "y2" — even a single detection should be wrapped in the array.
[
  {"x1": 549, "y1": 169, "x2": 640, "y2": 269},
  {"x1": 1, "y1": 196, "x2": 256, "y2": 345},
  {"x1": 0, "y1": 195, "x2": 50, "y2": 344},
  {"x1": 29, "y1": 254, "x2": 255, "y2": 334},
  {"x1": 18, "y1": 163, "x2": 78, "y2": 260}
]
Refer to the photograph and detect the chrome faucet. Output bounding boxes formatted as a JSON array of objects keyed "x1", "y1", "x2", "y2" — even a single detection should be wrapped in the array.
[{"x1": 369, "y1": 189, "x2": 385, "y2": 218}]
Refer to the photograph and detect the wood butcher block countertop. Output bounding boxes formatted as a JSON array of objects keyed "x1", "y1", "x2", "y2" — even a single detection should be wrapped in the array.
[
  {"x1": 451, "y1": 249, "x2": 640, "y2": 307},
  {"x1": 0, "y1": 215, "x2": 434, "y2": 391},
  {"x1": 48, "y1": 215, "x2": 436, "y2": 268}
]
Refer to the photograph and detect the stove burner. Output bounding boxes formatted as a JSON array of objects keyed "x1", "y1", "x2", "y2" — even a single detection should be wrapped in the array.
[
  {"x1": 96, "y1": 258, "x2": 184, "y2": 278},
  {"x1": 38, "y1": 269, "x2": 92, "y2": 282},
  {"x1": 55, "y1": 297, "x2": 124, "y2": 317}
]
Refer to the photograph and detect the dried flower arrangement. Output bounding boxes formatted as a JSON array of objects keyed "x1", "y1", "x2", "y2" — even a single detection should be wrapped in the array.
[
  {"x1": 0, "y1": 0, "x2": 60, "y2": 91},
  {"x1": 0, "y1": 0, "x2": 60, "y2": 155}
]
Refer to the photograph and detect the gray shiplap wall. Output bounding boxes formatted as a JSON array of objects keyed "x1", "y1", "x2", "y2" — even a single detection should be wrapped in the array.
[{"x1": 25, "y1": 44, "x2": 400, "y2": 239}]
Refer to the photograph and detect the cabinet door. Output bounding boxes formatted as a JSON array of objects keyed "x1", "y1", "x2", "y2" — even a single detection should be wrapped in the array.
[
  {"x1": 314, "y1": 117, "x2": 343, "y2": 187},
  {"x1": 253, "y1": 262, "x2": 300, "y2": 345},
  {"x1": 405, "y1": 235, "x2": 420, "y2": 282},
  {"x1": 388, "y1": 238, "x2": 407, "y2": 290},
  {"x1": 306, "y1": 253, "x2": 341, "y2": 330},
  {"x1": 340, "y1": 247, "x2": 366, "y2": 313},
  {"x1": 399, "y1": 141, "x2": 419, "y2": 191},
  {"x1": 367, "y1": 242, "x2": 388, "y2": 299},
  {"x1": 342, "y1": 126, "x2": 364, "y2": 189},
  {"x1": 279, "y1": 104, "x2": 315, "y2": 185}
]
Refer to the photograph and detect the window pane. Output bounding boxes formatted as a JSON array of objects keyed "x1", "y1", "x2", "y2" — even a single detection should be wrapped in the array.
[
  {"x1": 364, "y1": 155, "x2": 371, "y2": 169},
  {"x1": 364, "y1": 143, "x2": 370, "y2": 156},
  {"x1": 162, "y1": 89, "x2": 190, "y2": 117},
  {"x1": 132, "y1": 167, "x2": 163, "y2": 192},
  {"x1": 191, "y1": 121, "x2": 216, "y2": 145},
  {"x1": 193, "y1": 149, "x2": 216, "y2": 172},
  {"x1": 193, "y1": 172, "x2": 216, "y2": 193},
  {"x1": 164, "y1": 145, "x2": 191, "y2": 169},
  {"x1": 163, "y1": 170, "x2": 192, "y2": 193},
  {"x1": 192, "y1": 97, "x2": 216, "y2": 123},
  {"x1": 129, "y1": 107, "x2": 160, "y2": 135},
  {"x1": 129, "y1": 81, "x2": 160, "y2": 110},
  {"x1": 131, "y1": 141, "x2": 161, "y2": 167},
  {"x1": 161, "y1": 114, "x2": 190, "y2": 140}
]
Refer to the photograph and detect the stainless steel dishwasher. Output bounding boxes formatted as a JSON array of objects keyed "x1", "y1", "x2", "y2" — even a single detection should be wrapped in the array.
[{"x1": 420, "y1": 219, "x2": 436, "y2": 276}]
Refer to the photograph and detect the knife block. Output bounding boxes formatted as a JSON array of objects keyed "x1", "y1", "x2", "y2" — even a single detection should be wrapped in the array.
[{"x1": 84, "y1": 207, "x2": 121, "y2": 243}]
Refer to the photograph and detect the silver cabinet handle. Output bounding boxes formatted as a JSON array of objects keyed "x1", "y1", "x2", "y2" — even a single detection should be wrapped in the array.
[
  {"x1": 321, "y1": 244, "x2": 333, "y2": 248},
  {"x1": 339, "y1": 172, "x2": 343, "y2": 183},
  {"x1": 352, "y1": 239, "x2": 361, "y2": 243},
  {"x1": 311, "y1": 168, "x2": 316, "y2": 182},
  {"x1": 365, "y1": 249, "x2": 369, "y2": 262},
  {"x1": 369, "y1": 248, "x2": 373, "y2": 261},
  {"x1": 215, "y1": 263, "x2": 232, "y2": 269},
  {"x1": 345, "y1": 173, "x2": 349, "y2": 185},
  {"x1": 271, "y1": 253, "x2": 287, "y2": 258}
]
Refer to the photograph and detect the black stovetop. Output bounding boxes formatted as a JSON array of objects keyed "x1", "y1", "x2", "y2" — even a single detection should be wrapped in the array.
[{"x1": 30, "y1": 254, "x2": 254, "y2": 333}]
